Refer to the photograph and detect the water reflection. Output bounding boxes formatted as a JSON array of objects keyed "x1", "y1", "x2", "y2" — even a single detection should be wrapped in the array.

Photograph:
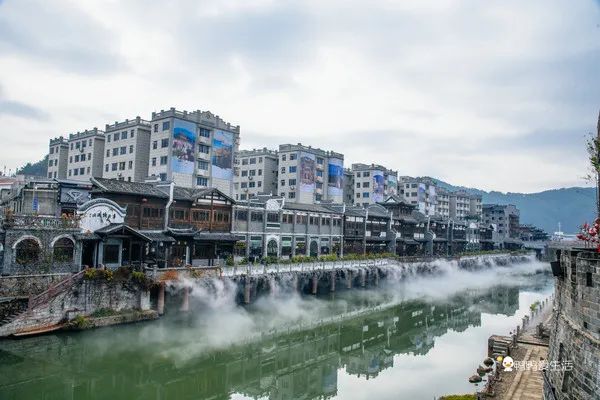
[{"x1": 0, "y1": 283, "x2": 536, "y2": 400}]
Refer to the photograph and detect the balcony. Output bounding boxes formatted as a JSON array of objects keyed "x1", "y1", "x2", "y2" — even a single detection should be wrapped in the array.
[{"x1": 3, "y1": 214, "x2": 79, "y2": 230}]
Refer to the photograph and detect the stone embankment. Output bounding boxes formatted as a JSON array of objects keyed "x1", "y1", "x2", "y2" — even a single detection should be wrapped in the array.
[{"x1": 0, "y1": 252, "x2": 532, "y2": 338}]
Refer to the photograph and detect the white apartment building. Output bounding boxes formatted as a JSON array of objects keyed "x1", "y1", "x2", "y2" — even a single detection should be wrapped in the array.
[
  {"x1": 233, "y1": 148, "x2": 279, "y2": 201},
  {"x1": 350, "y1": 163, "x2": 398, "y2": 207},
  {"x1": 103, "y1": 117, "x2": 151, "y2": 182},
  {"x1": 277, "y1": 144, "x2": 344, "y2": 204},
  {"x1": 66, "y1": 128, "x2": 105, "y2": 182},
  {"x1": 343, "y1": 168, "x2": 354, "y2": 206},
  {"x1": 399, "y1": 176, "x2": 437, "y2": 216},
  {"x1": 47, "y1": 137, "x2": 69, "y2": 179},
  {"x1": 147, "y1": 108, "x2": 240, "y2": 195},
  {"x1": 436, "y1": 187, "x2": 450, "y2": 218}
]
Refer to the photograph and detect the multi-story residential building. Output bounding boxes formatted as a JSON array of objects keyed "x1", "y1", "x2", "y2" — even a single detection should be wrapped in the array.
[
  {"x1": 436, "y1": 187, "x2": 450, "y2": 218},
  {"x1": 67, "y1": 128, "x2": 105, "y2": 182},
  {"x1": 449, "y1": 191, "x2": 472, "y2": 221},
  {"x1": 103, "y1": 117, "x2": 151, "y2": 182},
  {"x1": 482, "y1": 204, "x2": 520, "y2": 240},
  {"x1": 277, "y1": 144, "x2": 344, "y2": 204},
  {"x1": 343, "y1": 168, "x2": 354, "y2": 206},
  {"x1": 350, "y1": 163, "x2": 398, "y2": 207},
  {"x1": 147, "y1": 108, "x2": 240, "y2": 195},
  {"x1": 398, "y1": 176, "x2": 437, "y2": 216},
  {"x1": 469, "y1": 194, "x2": 483, "y2": 218},
  {"x1": 231, "y1": 195, "x2": 344, "y2": 259},
  {"x1": 47, "y1": 137, "x2": 69, "y2": 179},
  {"x1": 233, "y1": 148, "x2": 278, "y2": 201}
]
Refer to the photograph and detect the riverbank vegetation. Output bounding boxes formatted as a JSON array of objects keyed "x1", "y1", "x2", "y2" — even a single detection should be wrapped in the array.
[{"x1": 438, "y1": 395, "x2": 476, "y2": 400}]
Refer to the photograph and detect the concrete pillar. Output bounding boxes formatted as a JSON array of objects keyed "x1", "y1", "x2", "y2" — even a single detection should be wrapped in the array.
[
  {"x1": 244, "y1": 279, "x2": 251, "y2": 304},
  {"x1": 180, "y1": 286, "x2": 190, "y2": 312},
  {"x1": 157, "y1": 283, "x2": 165, "y2": 315},
  {"x1": 346, "y1": 270, "x2": 352, "y2": 289},
  {"x1": 330, "y1": 271, "x2": 336, "y2": 292},
  {"x1": 270, "y1": 277, "x2": 277, "y2": 297},
  {"x1": 374, "y1": 268, "x2": 379, "y2": 287},
  {"x1": 139, "y1": 290, "x2": 151, "y2": 311},
  {"x1": 292, "y1": 275, "x2": 299, "y2": 293},
  {"x1": 312, "y1": 274, "x2": 318, "y2": 295}
]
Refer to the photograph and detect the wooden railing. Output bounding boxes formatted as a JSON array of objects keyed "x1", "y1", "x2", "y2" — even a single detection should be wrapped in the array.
[{"x1": 4, "y1": 215, "x2": 79, "y2": 229}]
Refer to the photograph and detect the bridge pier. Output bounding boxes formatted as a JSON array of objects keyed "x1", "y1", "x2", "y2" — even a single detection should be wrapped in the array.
[
  {"x1": 360, "y1": 269, "x2": 366, "y2": 288},
  {"x1": 157, "y1": 282, "x2": 165, "y2": 315},
  {"x1": 311, "y1": 274, "x2": 318, "y2": 295},
  {"x1": 374, "y1": 268, "x2": 379, "y2": 287},
  {"x1": 180, "y1": 286, "x2": 190, "y2": 312}
]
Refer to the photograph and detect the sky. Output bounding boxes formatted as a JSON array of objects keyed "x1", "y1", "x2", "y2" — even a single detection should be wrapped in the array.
[{"x1": 0, "y1": 0, "x2": 599, "y2": 193}]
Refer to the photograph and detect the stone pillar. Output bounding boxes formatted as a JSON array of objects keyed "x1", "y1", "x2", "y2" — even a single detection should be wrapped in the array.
[
  {"x1": 346, "y1": 270, "x2": 352, "y2": 289},
  {"x1": 292, "y1": 274, "x2": 299, "y2": 293},
  {"x1": 330, "y1": 271, "x2": 336, "y2": 292},
  {"x1": 374, "y1": 268, "x2": 379, "y2": 287},
  {"x1": 139, "y1": 290, "x2": 151, "y2": 311},
  {"x1": 361, "y1": 269, "x2": 366, "y2": 287},
  {"x1": 312, "y1": 274, "x2": 318, "y2": 295},
  {"x1": 157, "y1": 283, "x2": 165, "y2": 315},
  {"x1": 244, "y1": 279, "x2": 252, "y2": 304},
  {"x1": 180, "y1": 286, "x2": 190, "y2": 312}
]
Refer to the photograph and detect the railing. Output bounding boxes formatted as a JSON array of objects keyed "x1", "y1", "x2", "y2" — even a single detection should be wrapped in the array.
[
  {"x1": 28, "y1": 269, "x2": 86, "y2": 310},
  {"x1": 222, "y1": 258, "x2": 392, "y2": 277},
  {"x1": 4, "y1": 215, "x2": 79, "y2": 229}
]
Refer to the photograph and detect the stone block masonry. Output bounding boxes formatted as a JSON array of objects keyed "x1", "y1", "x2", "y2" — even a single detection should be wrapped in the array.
[{"x1": 545, "y1": 249, "x2": 600, "y2": 400}]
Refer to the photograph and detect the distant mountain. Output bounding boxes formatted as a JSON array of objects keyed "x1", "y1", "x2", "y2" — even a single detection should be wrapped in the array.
[
  {"x1": 16, "y1": 155, "x2": 48, "y2": 178},
  {"x1": 428, "y1": 177, "x2": 595, "y2": 234}
]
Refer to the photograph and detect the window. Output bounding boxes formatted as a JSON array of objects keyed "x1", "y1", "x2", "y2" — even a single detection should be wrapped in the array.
[
  {"x1": 50, "y1": 147, "x2": 54, "y2": 154},
  {"x1": 258, "y1": 181, "x2": 262, "y2": 187},
  {"x1": 107, "y1": 135, "x2": 111, "y2": 143},
  {"x1": 258, "y1": 169, "x2": 262, "y2": 176},
  {"x1": 160, "y1": 156, "x2": 168, "y2": 165},
  {"x1": 251, "y1": 212, "x2": 263, "y2": 222},
  {"x1": 281, "y1": 167, "x2": 285, "y2": 174},
  {"x1": 282, "y1": 214, "x2": 293, "y2": 224},
  {"x1": 236, "y1": 210, "x2": 248, "y2": 220},
  {"x1": 241, "y1": 170, "x2": 248, "y2": 177},
  {"x1": 288, "y1": 179, "x2": 296, "y2": 186},
  {"x1": 120, "y1": 146, "x2": 126, "y2": 155},
  {"x1": 290, "y1": 153, "x2": 297, "y2": 161},
  {"x1": 316, "y1": 182, "x2": 323, "y2": 189},
  {"x1": 106, "y1": 150, "x2": 110, "y2": 157},
  {"x1": 356, "y1": 183, "x2": 360, "y2": 188},
  {"x1": 128, "y1": 161, "x2": 133, "y2": 169},
  {"x1": 267, "y1": 213, "x2": 279, "y2": 223},
  {"x1": 289, "y1": 166, "x2": 297, "y2": 173},
  {"x1": 240, "y1": 194, "x2": 247, "y2": 200},
  {"x1": 69, "y1": 170, "x2": 72, "y2": 176},
  {"x1": 197, "y1": 177, "x2": 208, "y2": 186},
  {"x1": 15, "y1": 238, "x2": 40, "y2": 265},
  {"x1": 250, "y1": 158, "x2": 256, "y2": 164},
  {"x1": 199, "y1": 128, "x2": 211, "y2": 138},
  {"x1": 282, "y1": 155, "x2": 287, "y2": 161},
  {"x1": 258, "y1": 157, "x2": 263, "y2": 163},
  {"x1": 153, "y1": 141, "x2": 158, "y2": 150},
  {"x1": 162, "y1": 121, "x2": 170, "y2": 131},
  {"x1": 198, "y1": 160, "x2": 209, "y2": 170},
  {"x1": 103, "y1": 245, "x2": 120, "y2": 264},
  {"x1": 119, "y1": 162, "x2": 126, "y2": 170},
  {"x1": 131, "y1": 130, "x2": 135, "y2": 138},
  {"x1": 363, "y1": 192, "x2": 369, "y2": 198},
  {"x1": 362, "y1": 182, "x2": 370, "y2": 188},
  {"x1": 280, "y1": 180, "x2": 285, "y2": 186},
  {"x1": 105, "y1": 164, "x2": 109, "y2": 172},
  {"x1": 249, "y1": 169, "x2": 256, "y2": 176},
  {"x1": 74, "y1": 155, "x2": 79, "y2": 162},
  {"x1": 161, "y1": 138, "x2": 169, "y2": 148},
  {"x1": 241, "y1": 182, "x2": 248, "y2": 188},
  {"x1": 587, "y1": 272, "x2": 593, "y2": 287},
  {"x1": 81, "y1": 168, "x2": 85, "y2": 175},
  {"x1": 356, "y1": 193, "x2": 360, "y2": 198},
  {"x1": 75, "y1": 142, "x2": 80, "y2": 149},
  {"x1": 70, "y1": 143, "x2": 74, "y2": 150},
  {"x1": 69, "y1": 156, "x2": 72, "y2": 163},
  {"x1": 154, "y1": 124, "x2": 158, "y2": 132},
  {"x1": 364, "y1": 172, "x2": 370, "y2": 177},
  {"x1": 53, "y1": 237, "x2": 74, "y2": 262},
  {"x1": 198, "y1": 144, "x2": 210, "y2": 153},
  {"x1": 129, "y1": 145, "x2": 134, "y2": 153},
  {"x1": 289, "y1": 192, "x2": 296, "y2": 199},
  {"x1": 249, "y1": 182, "x2": 255, "y2": 188},
  {"x1": 112, "y1": 148, "x2": 118, "y2": 156},
  {"x1": 242, "y1": 158, "x2": 248, "y2": 165},
  {"x1": 113, "y1": 133, "x2": 119, "y2": 141},
  {"x1": 121, "y1": 131, "x2": 127, "y2": 140},
  {"x1": 193, "y1": 210, "x2": 210, "y2": 222},
  {"x1": 159, "y1": 173, "x2": 167, "y2": 181},
  {"x1": 316, "y1": 170, "x2": 323, "y2": 177},
  {"x1": 316, "y1": 157, "x2": 324, "y2": 164},
  {"x1": 151, "y1": 158, "x2": 156, "y2": 166}
]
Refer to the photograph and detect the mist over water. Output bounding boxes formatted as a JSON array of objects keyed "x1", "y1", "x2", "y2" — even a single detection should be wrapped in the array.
[{"x1": 0, "y1": 255, "x2": 554, "y2": 400}]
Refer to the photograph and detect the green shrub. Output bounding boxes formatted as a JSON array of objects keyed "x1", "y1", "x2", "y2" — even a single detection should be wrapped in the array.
[
  {"x1": 70, "y1": 315, "x2": 91, "y2": 329},
  {"x1": 90, "y1": 308, "x2": 118, "y2": 318}
]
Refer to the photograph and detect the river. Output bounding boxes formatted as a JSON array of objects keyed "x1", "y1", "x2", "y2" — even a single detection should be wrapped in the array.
[{"x1": 0, "y1": 256, "x2": 553, "y2": 400}]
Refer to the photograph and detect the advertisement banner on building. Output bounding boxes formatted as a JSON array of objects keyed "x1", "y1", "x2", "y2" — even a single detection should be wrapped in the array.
[
  {"x1": 387, "y1": 174, "x2": 398, "y2": 195},
  {"x1": 299, "y1": 152, "x2": 316, "y2": 193},
  {"x1": 211, "y1": 130, "x2": 234, "y2": 180},
  {"x1": 327, "y1": 158, "x2": 343, "y2": 197},
  {"x1": 171, "y1": 119, "x2": 196, "y2": 174},
  {"x1": 417, "y1": 183, "x2": 426, "y2": 202},
  {"x1": 372, "y1": 170, "x2": 385, "y2": 202}
]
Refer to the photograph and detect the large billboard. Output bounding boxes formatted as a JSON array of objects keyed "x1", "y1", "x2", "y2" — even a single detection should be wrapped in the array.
[
  {"x1": 372, "y1": 170, "x2": 385, "y2": 203},
  {"x1": 387, "y1": 174, "x2": 398, "y2": 195},
  {"x1": 299, "y1": 152, "x2": 316, "y2": 193},
  {"x1": 327, "y1": 158, "x2": 343, "y2": 197},
  {"x1": 171, "y1": 119, "x2": 196, "y2": 174},
  {"x1": 211, "y1": 130, "x2": 234, "y2": 180}
]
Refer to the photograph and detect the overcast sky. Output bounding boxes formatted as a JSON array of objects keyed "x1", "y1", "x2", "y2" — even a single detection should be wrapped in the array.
[{"x1": 0, "y1": 0, "x2": 599, "y2": 193}]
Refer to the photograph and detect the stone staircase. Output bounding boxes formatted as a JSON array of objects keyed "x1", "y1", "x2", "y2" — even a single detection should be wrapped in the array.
[{"x1": 0, "y1": 297, "x2": 28, "y2": 326}]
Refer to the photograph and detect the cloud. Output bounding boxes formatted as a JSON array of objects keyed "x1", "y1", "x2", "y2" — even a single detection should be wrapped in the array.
[{"x1": 0, "y1": 0, "x2": 599, "y2": 192}]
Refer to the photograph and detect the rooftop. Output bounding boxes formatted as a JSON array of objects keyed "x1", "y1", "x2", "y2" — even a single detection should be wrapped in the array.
[
  {"x1": 278, "y1": 143, "x2": 344, "y2": 159},
  {"x1": 150, "y1": 107, "x2": 240, "y2": 133}
]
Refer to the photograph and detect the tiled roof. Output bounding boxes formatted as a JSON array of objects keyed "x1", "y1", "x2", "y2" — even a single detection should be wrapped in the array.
[
  {"x1": 92, "y1": 178, "x2": 168, "y2": 198},
  {"x1": 283, "y1": 202, "x2": 343, "y2": 215}
]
